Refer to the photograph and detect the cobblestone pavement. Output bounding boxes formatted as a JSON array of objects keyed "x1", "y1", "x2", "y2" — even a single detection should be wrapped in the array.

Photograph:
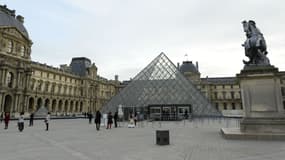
[{"x1": 0, "y1": 118, "x2": 284, "y2": 160}]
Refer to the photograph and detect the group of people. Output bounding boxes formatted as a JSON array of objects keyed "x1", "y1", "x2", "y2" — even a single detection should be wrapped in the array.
[
  {"x1": 88, "y1": 111, "x2": 119, "y2": 131},
  {"x1": 88, "y1": 110, "x2": 141, "y2": 130},
  {"x1": 1, "y1": 110, "x2": 142, "y2": 132},
  {"x1": 0, "y1": 112, "x2": 50, "y2": 132}
]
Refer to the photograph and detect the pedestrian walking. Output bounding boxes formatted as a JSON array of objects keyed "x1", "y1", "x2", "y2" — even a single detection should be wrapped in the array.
[
  {"x1": 88, "y1": 112, "x2": 93, "y2": 124},
  {"x1": 45, "y1": 112, "x2": 50, "y2": 131},
  {"x1": 106, "y1": 112, "x2": 113, "y2": 129},
  {"x1": 18, "y1": 112, "x2": 25, "y2": 132},
  {"x1": 134, "y1": 112, "x2": 138, "y2": 126},
  {"x1": 114, "y1": 111, "x2": 118, "y2": 128},
  {"x1": 184, "y1": 110, "x2": 189, "y2": 120},
  {"x1": 94, "y1": 110, "x2": 102, "y2": 131},
  {"x1": 29, "y1": 112, "x2": 34, "y2": 126},
  {"x1": 4, "y1": 112, "x2": 10, "y2": 129},
  {"x1": 0, "y1": 112, "x2": 3, "y2": 123}
]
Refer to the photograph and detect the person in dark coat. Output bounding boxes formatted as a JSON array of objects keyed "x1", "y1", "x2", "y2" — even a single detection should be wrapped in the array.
[
  {"x1": 0, "y1": 112, "x2": 3, "y2": 123},
  {"x1": 184, "y1": 110, "x2": 189, "y2": 120},
  {"x1": 106, "y1": 112, "x2": 113, "y2": 129},
  {"x1": 114, "y1": 111, "x2": 118, "y2": 128},
  {"x1": 29, "y1": 112, "x2": 34, "y2": 126},
  {"x1": 45, "y1": 112, "x2": 50, "y2": 131},
  {"x1": 4, "y1": 112, "x2": 10, "y2": 129},
  {"x1": 134, "y1": 112, "x2": 138, "y2": 126},
  {"x1": 88, "y1": 112, "x2": 93, "y2": 124},
  {"x1": 94, "y1": 111, "x2": 102, "y2": 131}
]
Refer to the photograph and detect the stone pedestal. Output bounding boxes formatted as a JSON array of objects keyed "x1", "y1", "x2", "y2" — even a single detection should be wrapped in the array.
[{"x1": 221, "y1": 65, "x2": 285, "y2": 140}]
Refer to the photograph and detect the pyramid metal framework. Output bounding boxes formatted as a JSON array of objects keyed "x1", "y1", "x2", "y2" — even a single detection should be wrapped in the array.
[{"x1": 102, "y1": 52, "x2": 221, "y2": 117}]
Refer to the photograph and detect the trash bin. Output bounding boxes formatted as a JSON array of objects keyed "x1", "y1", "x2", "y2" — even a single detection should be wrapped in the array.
[{"x1": 156, "y1": 130, "x2": 169, "y2": 145}]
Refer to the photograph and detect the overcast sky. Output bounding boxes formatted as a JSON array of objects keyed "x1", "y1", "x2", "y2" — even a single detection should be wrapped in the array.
[{"x1": 2, "y1": 0, "x2": 285, "y2": 81}]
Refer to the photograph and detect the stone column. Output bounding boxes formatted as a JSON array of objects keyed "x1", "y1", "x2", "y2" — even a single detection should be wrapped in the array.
[
  {"x1": 16, "y1": 72, "x2": 20, "y2": 88},
  {"x1": 0, "y1": 93, "x2": 3, "y2": 112},
  {"x1": 71, "y1": 101, "x2": 75, "y2": 113},
  {"x1": 24, "y1": 95, "x2": 28, "y2": 113},
  {"x1": 14, "y1": 94, "x2": 19, "y2": 113},
  {"x1": 47, "y1": 100, "x2": 51, "y2": 112},
  {"x1": 0, "y1": 69, "x2": 2, "y2": 86},
  {"x1": 2, "y1": 69, "x2": 7, "y2": 86},
  {"x1": 25, "y1": 72, "x2": 32, "y2": 90}
]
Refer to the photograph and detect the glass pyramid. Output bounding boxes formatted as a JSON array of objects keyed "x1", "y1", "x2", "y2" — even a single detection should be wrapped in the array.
[{"x1": 102, "y1": 52, "x2": 221, "y2": 117}]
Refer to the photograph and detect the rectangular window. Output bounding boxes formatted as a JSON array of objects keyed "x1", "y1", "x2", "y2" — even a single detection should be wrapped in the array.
[
  {"x1": 232, "y1": 103, "x2": 236, "y2": 110},
  {"x1": 7, "y1": 72, "x2": 13, "y2": 88},
  {"x1": 231, "y1": 91, "x2": 235, "y2": 99},
  {"x1": 223, "y1": 91, "x2": 226, "y2": 99},
  {"x1": 7, "y1": 40, "x2": 12, "y2": 53},
  {"x1": 223, "y1": 103, "x2": 227, "y2": 110},
  {"x1": 281, "y1": 87, "x2": 285, "y2": 96},
  {"x1": 20, "y1": 46, "x2": 25, "y2": 56}
]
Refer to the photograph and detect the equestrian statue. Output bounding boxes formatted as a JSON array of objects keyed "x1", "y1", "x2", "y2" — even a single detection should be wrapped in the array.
[{"x1": 242, "y1": 20, "x2": 270, "y2": 65}]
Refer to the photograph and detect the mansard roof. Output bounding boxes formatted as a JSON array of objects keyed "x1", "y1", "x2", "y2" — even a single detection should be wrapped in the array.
[{"x1": 0, "y1": 5, "x2": 29, "y2": 38}]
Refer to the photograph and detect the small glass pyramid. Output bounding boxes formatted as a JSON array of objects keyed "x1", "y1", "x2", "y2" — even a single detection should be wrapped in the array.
[{"x1": 102, "y1": 52, "x2": 220, "y2": 117}]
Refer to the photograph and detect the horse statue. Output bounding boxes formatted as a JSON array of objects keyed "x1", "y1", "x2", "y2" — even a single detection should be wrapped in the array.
[{"x1": 242, "y1": 20, "x2": 270, "y2": 65}]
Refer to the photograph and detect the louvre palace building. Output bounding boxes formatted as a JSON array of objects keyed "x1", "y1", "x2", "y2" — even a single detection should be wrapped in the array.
[
  {"x1": 0, "y1": 5, "x2": 120, "y2": 117},
  {"x1": 1, "y1": 5, "x2": 285, "y2": 118}
]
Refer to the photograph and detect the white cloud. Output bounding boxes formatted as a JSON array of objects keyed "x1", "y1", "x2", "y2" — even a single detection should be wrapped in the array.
[{"x1": 3, "y1": 0, "x2": 285, "y2": 80}]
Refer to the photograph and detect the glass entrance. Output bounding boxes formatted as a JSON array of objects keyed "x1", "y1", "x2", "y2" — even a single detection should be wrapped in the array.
[{"x1": 149, "y1": 104, "x2": 191, "y2": 121}]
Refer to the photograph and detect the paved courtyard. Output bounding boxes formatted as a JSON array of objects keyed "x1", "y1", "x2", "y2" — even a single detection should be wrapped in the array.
[{"x1": 0, "y1": 118, "x2": 284, "y2": 160}]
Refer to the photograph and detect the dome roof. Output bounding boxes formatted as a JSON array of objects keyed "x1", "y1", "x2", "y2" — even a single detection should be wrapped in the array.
[
  {"x1": 179, "y1": 61, "x2": 199, "y2": 74},
  {"x1": 0, "y1": 5, "x2": 29, "y2": 38}
]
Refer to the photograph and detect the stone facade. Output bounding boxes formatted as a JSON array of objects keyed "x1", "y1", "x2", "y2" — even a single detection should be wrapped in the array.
[{"x1": 0, "y1": 5, "x2": 120, "y2": 116}]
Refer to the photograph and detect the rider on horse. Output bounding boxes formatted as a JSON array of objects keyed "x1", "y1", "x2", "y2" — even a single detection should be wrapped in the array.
[{"x1": 242, "y1": 20, "x2": 270, "y2": 65}]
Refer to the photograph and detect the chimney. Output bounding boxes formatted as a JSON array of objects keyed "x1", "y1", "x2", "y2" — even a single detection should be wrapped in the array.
[
  {"x1": 16, "y1": 15, "x2": 24, "y2": 23},
  {"x1": 196, "y1": 61, "x2": 199, "y2": 71},
  {"x1": 115, "y1": 75, "x2": 118, "y2": 81},
  {"x1": 177, "y1": 62, "x2": 180, "y2": 69}
]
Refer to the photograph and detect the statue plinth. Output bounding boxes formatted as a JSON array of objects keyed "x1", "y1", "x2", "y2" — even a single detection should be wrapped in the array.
[{"x1": 221, "y1": 65, "x2": 285, "y2": 140}]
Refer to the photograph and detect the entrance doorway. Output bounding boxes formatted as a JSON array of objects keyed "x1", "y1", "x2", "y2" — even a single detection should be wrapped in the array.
[
  {"x1": 28, "y1": 97, "x2": 35, "y2": 112},
  {"x1": 4, "y1": 95, "x2": 12, "y2": 113},
  {"x1": 149, "y1": 104, "x2": 191, "y2": 121},
  {"x1": 37, "y1": 98, "x2": 43, "y2": 110}
]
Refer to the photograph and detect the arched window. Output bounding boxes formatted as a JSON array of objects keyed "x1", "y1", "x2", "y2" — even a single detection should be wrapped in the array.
[
  {"x1": 7, "y1": 40, "x2": 12, "y2": 53},
  {"x1": 6, "y1": 72, "x2": 13, "y2": 88},
  {"x1": 20, "y1": 45, "x2": 25, "y2": 57}
]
